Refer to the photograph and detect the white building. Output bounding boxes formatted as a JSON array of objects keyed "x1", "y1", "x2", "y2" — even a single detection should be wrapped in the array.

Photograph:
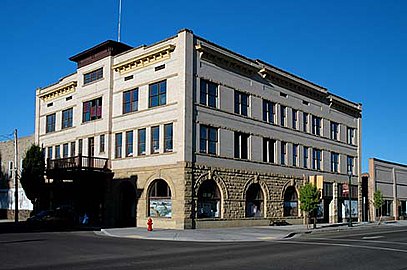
[{"x1": 35, "y1": 29, "x2": 362, "y2": 229}]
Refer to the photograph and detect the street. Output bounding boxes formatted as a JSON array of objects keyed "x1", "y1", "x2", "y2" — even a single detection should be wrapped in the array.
[{"x1": 0, "y1": 225, "x2": 406, "y2": 269}]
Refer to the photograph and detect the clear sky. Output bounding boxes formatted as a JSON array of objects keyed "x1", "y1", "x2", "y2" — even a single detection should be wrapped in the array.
[{"x1": 0, "y1": 0, "x2": 406, "y2": 172}]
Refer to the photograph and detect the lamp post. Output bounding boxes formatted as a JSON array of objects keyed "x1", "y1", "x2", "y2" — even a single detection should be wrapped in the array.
[{"x1": 347, "y1": 169, "x2": 352, "y2": 227}]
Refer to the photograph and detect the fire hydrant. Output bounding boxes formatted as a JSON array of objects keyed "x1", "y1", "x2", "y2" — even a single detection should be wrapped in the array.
[{"x1": 147, "y1": 217, "x2": 153, "y2": 231}]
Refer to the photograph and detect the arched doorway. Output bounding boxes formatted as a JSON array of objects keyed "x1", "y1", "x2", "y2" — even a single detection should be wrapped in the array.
[
  {"x1": 118, "y1": 181, "x2": 137, "y2": 227},
  {"x1": 197, "y1": 180, "x2": 221, "y2": 218},
  {"x1": 284, "y1": 186, "x2": 298, "y2": 217},
  {"x1": 148, "y1": 179, "x2": 172, "y2": 218},
  {"x1": 246, "y1": 183, "x2": 264, "y2": 218}
]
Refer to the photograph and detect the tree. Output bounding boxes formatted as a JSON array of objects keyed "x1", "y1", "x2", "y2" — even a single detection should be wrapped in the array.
[
  {"x1": 299, "y1": 183, "x2": 321, "y2": 229},
  {"x1": 373, "y1": 189, "x2": 384, "y2": 224},
  {"x1": 20, "y1": 144, "x2": 45, "y2": 210}
]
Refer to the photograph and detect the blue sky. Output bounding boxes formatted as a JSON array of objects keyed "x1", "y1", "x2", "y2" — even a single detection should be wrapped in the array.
[{"x1": 0, "y1": 0, "x2": 406, "y2": 171}]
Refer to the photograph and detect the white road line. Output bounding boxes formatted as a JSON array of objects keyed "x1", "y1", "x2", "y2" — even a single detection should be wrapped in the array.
[
  {"x1": 362, "y1": 236, "x2": 384, "y2": 240},
  {"x1": 326, "y1": 228, "x2": 407, "y2": 239},
  {"x1": 298, "y1": 237, "x2": 407, "y2": 246},
  {"x1": 279, "y1": 240, "x2": 407, "y2": 253}
]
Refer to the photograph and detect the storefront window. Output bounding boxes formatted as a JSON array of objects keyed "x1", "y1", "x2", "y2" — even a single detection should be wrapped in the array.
[
  {"x1": 197, "y1": 180, "x2": 221, "y2": 218},
  {"x1": 246, "y1": 183, "x2": 264, "y2": 218},
  {"x1": 284, "y1": 186, "x2": 298, "y2": 217},
  {"x1": 148, "y1": 179, "x2": 172, "y2": 218}
]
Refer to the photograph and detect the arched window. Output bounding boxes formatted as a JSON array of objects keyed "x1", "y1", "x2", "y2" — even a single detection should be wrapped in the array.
[
  {"x1": 246, "y1": 183, "x2": 264, "y2": 218},
  {"x1": 148, "y1": 179, "x2": 172, "y2": 218},
  {"x1": 197, "y1": 180, "x2": 221, "y2": 218},
  {"x1": 284, "y1": 186, "x2": 298, "y2": 217}
]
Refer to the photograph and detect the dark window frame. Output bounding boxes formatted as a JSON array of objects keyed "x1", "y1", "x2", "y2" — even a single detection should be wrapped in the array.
[
  {"x1": 84, "y1": 67, "x2": 103, "y2": 85},
  {"x1": 62, "y1": 108, "x2": 73, "y2": 129},
  {"x1": 46, "y1": 113, "x2": 56, "y2": 133},
  {"x1": 123, "y1": 88, "x2": 139, "y2": 114},
  {"x1": 83, "y1": 97, "x2": 102, "y2": 123},
  {"x1": 149, "y1": 80, "x2": 167, "y2": 108},
  {"x1": 200, "y1": 79, "x2": 218, "y2": 108},
  {"x1": 200, "y1": 125, "x2": 218, "y2": 155}
]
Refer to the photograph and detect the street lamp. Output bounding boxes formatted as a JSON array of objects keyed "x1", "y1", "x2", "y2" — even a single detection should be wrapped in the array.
[{"x1": 347, "y1": 169, "x2": 352, "y2": 227}]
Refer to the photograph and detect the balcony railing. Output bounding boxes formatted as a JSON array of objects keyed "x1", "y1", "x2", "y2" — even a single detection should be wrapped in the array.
[{"x1": 47, "y1": 155, "x2": 110, "y2": 172}]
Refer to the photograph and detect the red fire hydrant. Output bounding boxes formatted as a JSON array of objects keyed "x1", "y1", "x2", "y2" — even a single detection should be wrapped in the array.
[{"x1": 147, "y1": 218, "x2": 153, "y2": 231}]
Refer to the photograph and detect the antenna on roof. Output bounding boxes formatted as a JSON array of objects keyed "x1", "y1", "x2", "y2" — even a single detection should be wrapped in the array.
[{"x1": 117, "y1": 0, "x2": 122, "y2": 42}]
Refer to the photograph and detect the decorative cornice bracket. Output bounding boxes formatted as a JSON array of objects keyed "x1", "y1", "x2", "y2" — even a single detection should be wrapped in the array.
[{"x1": 39, "y1": 81, "x2": 77, "y2": 102}]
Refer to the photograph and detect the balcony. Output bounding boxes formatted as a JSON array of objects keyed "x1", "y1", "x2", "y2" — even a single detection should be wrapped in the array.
[{"x1": 46, "y1": 155, "x2": 111, "y2": 180}]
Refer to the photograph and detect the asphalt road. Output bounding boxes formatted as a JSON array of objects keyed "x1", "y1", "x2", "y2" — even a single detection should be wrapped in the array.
[{"x1": 0, "y1": 226, "x2": 406, "y2": 270}]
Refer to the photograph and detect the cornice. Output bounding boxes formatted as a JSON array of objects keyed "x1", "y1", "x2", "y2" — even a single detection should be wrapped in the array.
[
  {"x1": 39, "y1": 81, "x2": 77, "y2": 102},
  {"x1": 195, "y1": 43, "x2": 259, "y2": 77},
  {"x1": 113, "y1": 44, "x2": 176, "y2": 74}
]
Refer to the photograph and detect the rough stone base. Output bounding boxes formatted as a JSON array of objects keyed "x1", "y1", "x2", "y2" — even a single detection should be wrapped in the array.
[{"x1": 2, "y1": 210, "x2": 31, "y2": 221}]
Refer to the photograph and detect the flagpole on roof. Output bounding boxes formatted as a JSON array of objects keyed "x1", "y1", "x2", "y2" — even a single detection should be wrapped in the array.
[{"x1": 118, "y1": 0, "x2": 122, "y2": 42}]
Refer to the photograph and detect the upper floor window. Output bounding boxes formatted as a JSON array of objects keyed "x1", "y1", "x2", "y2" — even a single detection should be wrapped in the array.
[
  {"x1": 83, "y1": 97, "x2": 102, "y2": 122},
  {"x1": 234, "y1": 91, "x2": 249, "y2": 116},
  {"x1": 46, "y1": 113, "x2": 56, "y2": 133},
  {"x1": 84, "y1": 68, "x2": 103, "y2": 85},
  {"x1": 63, "y1": 143, "x2": 69, "y2": 158},
  {"x1": 263, "y1": 100, "x2": 275, "y2": 124},
  {"x1": 347, "y1": 127, "x2": 355, "y2": 145},
  {"x1": 149, "y1": 80, "x2": 166, "y2": 108},
  {"x1": 347, "y1": 156, "x2": 355, "y2": 174},
  {"x1": 115, "y1": 133, "x2": 122, "y2": 158},
  {"x1": 125, "y1": 131, "x2": 133, "y2": 157},
  {"x1": 303, "y1": 112, "x2": 309, "y2": 133},
  {"x1": 293, "y1": 144, "x2": 299, "y2": 167},
  {"x1": 234, "y1": 132, "x2": 249, "y2": 159},
  {"x1": 331, "y1": 152, "x2": 339, "y2": 173},
  {"x1": 200, "y1": 79, "x2": 218, "y2": 108},
  {"x1": 200, "y1": 125, "x2": 218, "y2": 155},
  {"x1": 62, "y1": 108, "x2": 73, "y2": 129},
  {"x1": 292, "y1": 109, "x2": 298, "y2": 130},
  {"x1": 330, "y1": 122, "x2": 339, "y2": 140},
  {"x1": 280, "y1": 106, "x2": 287, "y2": 127},
  {"x1": 78, "y1": 139, "x2": 83, "y2": 155},
  {"x1": 70, "y1": 142, "x2": 76, "y2": 157},
  {"x1": 303, "y1": 146, "x2": 309, "y2": 169},
  {"x1": 138, "y1": 128, "x2": 146, "y2": 155},
  {"x1": 123, "y1": 88, "x2": 139, "y2": 114},
  {"x1": 151, "y1": 126, "x2": 160, "y2": 154},
  {"x1": 100, "y1": 134, "x2": 105, "y2": 153},
  {"x1": 47, "y1": 147, "x2": 53, "y2": 160},
  {"x1": 312, "y1": 148, "x2": 322, "y2": 170},
  {"x1": 55, "y1": 145, "x2": 61, "y2": 159},
  {"x1": 263, "y1": 138, "x2": 275, "y2": 163},
  {"x1": 312, "y1": 115, "x2": 322, "y2": 136},
  {"x1": 164, "y1": 123, "x2": 173, "y2": 152},
  {"x1": 281, "y1": 141, "x2": 287, "y2": 165}
]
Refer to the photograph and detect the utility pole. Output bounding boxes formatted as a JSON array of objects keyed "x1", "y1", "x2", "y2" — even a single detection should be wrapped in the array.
[
  {"x1": 14, "y1": 129, "x2": 19, "y2": 223},
  {"x1": 117, "y1": 0, "x2": 122, "y2": 42}
]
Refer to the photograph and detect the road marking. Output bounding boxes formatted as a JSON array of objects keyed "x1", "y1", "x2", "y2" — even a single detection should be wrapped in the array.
[
  {"x1": 280, "y1": 240, "x2": 407, "y2": 253},
  {"x1": 362, "y1": 236, "x2": 383, "y2": 240},
  {"x1": 300, "y1": 237, "x2": 407, "y2": 246},
  {"x1": 327, "y1": 228, "x2": 407, "y2": 239}
]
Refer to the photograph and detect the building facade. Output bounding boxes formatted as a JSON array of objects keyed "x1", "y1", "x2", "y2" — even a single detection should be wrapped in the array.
[
  {"x1": 35, "y1": 29, "x2": 362, "y2": 229},
  {"x1": 0, "y1": 135, "x2": 34, "y2": 220},
  {"x1": 368, "y1": 158, "x2": 407, "y2": 221}
]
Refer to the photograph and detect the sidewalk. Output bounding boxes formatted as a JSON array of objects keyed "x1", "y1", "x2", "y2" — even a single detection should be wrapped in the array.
[{"x1": 98, "y1": 221, "x2": 390, "y2": 242}]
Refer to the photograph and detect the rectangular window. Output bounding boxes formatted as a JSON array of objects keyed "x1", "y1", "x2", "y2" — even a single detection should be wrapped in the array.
[
  {"x1": 123, "y1": 88, "x2": 139, "y2": 114},
  {"x1": 62, "y1": 108, "x2": 73, "y2": 129},
  {"x1": 83, "y1": 97, "x2": 102, "y2": 122},
  {"x1": 70, "y1": 142, "x2": 76, "y2": 157},
  {"x1": 347, "y1": 156, "x2": 355, "y2": 174},
  {"x1": 138, "y1": 129, "x2": 146, "y2": 155},
  {"x1": 200, "y1": 125, "x2": 218, "y2": 155},
  {"x1": 303, "y1": 146, "x2": 309, "y2": 168},
  {"x1": 347, "y1": 127, "x2": 355, "y2": 145},
  {"x1": 263, "y1": 138, "x2": 275, "y2": 163},
  {"x1": 164, "y1": 123, "x2": 173, "y2": 152},
  {"x1": 63, "y1": 143, "x2": 69, "y2": 158},
  {"x1": 46, "y1": 113, "x2": 56, "y2": 133},
  {"x1": 47, "y1": 147, "x2": 53, "y2": 160},
  {"x1": 331, "y1": 152, "x2": 339, "y2": 173},
  {"x1": 281, "y1": 142, "x2": 287, "y2": 165},
  {"x1": 293, "y1": 144, "x2": 299, "y2": 167},
  {"x1": 312, "y1": 115, "x2": 322, "y2": 136},
  {"x1": 280, "y1": 106, "x2": 287, "y2": 127},
  {"x1": 125, "y1": 131, "x2": 133, "y2": 157},
  {"x1": 151, "y1": 126, "x2": 160, "y2": 154},
  {"x1": 234, "y1": 132, "x2": 249, "y2": 159},
  {"x1": 330, "y1": 122, "x2": 339, "y2": 140},
  {"x1": 78, "y1": 139, "x2": 83, "y2": 155},
  {"x1": 115, "y1": 133, "x2": 122, "y2": 158},
  {"x1": 262, "y1": 100, "x2": 275, "y2": 124},
  {"x1": 55, "y1": 145, "x2": 61, "y2": 159},
  {"x1": 312, "y1": 148, "x2": 322, "y2": 170},
  {"x1": 303, "y1": 112, "x2": 309, "y2": 133},
  {"x1": 234, "y1": 91, "x2": 249, "y2": 116},
  {"x1": 100, "y1": 134, "x2": 105, "y2": 153},
  {"x1": 84, "y1": 67, "x2": 103, "y2": 85},
  {"x1": 200, "y1": 79, "x2": 218, "y2": 108},
  {"x1": 88, "y1": 137, "x2": 95, "y2": 157},
  {"x1": 292, "y1": 109, "x2": 298, "y2": 130},
  {"x1": 149, "y1": 80, "x2": 166, "y2": 108}
]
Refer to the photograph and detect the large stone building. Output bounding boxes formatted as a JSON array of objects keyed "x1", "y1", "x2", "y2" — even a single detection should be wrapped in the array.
[
  {"x1": 0, "y1": 135, "x2": 34, "y2": 220},
  {"x1": 35, "y1": 29, "x2": 362, "y2": 229},
  {"x1": 368, "y1": 158, "x2": 407, "y2": 221}
]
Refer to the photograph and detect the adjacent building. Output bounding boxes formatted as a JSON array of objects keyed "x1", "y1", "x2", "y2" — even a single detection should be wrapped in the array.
[
  {"x1": 35, "y1": 29, "x2": 362, "y2": 229},
  {"x1": 368, "y1": 158, "x2": 407, "y2": 221},
  {"x1": 0, "y1": 135, "x2": 34, "y2": 220}
]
